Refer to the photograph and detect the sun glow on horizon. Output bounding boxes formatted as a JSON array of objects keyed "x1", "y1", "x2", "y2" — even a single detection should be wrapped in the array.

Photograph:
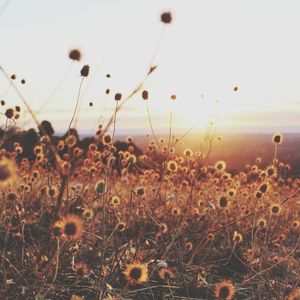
[{"x1": 0, "y1": 0, "x2": 300, "y2": 134}]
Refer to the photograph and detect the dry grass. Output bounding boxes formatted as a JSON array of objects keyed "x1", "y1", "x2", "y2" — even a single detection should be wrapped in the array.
[
  {"x1": 0, "y1": 122, "x2": 299, "y2": 299},
  {"x1": 0, "y1": 10, "x2": 299, "y2": 300}
]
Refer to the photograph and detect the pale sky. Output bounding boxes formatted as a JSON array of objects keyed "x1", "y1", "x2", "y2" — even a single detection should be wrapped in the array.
[{"x1": 0, "y1": 0, "x2": 300, "y2": 135}]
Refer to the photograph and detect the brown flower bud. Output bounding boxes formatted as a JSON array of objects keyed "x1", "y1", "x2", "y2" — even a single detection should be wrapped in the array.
[{"x1": 80, "y1": 65, "x2": 90, "y2": 77}]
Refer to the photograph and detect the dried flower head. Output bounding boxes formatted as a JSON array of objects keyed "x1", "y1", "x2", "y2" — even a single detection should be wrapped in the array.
[
  {"x1": 161, "y1": 12, "x2": 172, "y2": 24},
  {"x1": 272, "y1": 132, "x2": 283, "y2": 144},
  {"x1": 69, "y1": 49, "x2": 82, "y2": 61},
  {"x1": 95, "y1": 180, "x2": 105, "y2": 193},
  {"x1": 62, "y1": 214, "x2": 83, "y2": 240},
  {"x1": 114, "y1": 93, "x2": 122, "y2": 101},
  {"x1": 102, "y1": 133, "x2": 112, "y2": 145},
  {"x1": 158, "y1": 267, "x2": 175, "y2": 280},
  {"x1": 5, "y1": 108, "x2": 14, "y2": 119},
  {"x1": 271, "y1": 204, "x2": 281, "y2": 215},
  {"x1": 233, "y1": 231, "x2": 243, "y2": 243},
  {"x1": 219, "y1": 196, "x2": 229, "y2": 208},
  {"x1": 80, "y1": 65, "x2": 90, "y2": 77},
  {"x1": 123, "y1": 262, "x2": 148, "y2": 285},
  {"x1": 214, "y1": 279, "x2": 236, "y2": 300},
  {"x1": 142, "y1": 90, "x2": 149, "y2": 100},
  {"x1": 215, "y1": 160, "x2": 226, "y2": 171},
  {"x1": 167, "y1": 160, "x2": 178, "y2": 172}
]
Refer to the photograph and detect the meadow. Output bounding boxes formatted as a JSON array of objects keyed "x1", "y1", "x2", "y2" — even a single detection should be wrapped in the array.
[
  {"x1": 0, "y1": 94, "x2": 300, "y2": 300},
  {"x1": 0, "y1": 8, "x2": 300, "y2": 300}
]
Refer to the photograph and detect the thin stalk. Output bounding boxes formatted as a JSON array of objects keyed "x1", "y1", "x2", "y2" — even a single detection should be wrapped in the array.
[
  {"x1": 111, "y1": 100, "x2": 118, "y2": 144},
  {"x1": 52, "y1": 238, "x2": 60, "y2": 282},
  {"x1": 68, "y1": 77, "x2": 85, "y2": 133},
  {"x1": 146, "y1": 101, "x2": 160, "y2": 150}
]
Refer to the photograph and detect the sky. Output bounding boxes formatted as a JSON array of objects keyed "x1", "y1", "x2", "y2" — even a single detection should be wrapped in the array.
[{"x1": 0, "y1": 0, "x2": 300, "y2": 136}]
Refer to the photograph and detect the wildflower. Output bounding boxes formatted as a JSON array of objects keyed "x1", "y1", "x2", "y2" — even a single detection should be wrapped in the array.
[
  {"x1": 65, "y1": 135, "x2": 77, "y2": 148},
  {"x1": 184, "y1": 149, "x2": 193, "y2": 157},
  {"x1": 127, "y1": 136, "x2": 133, "y2": 143},
  {"x1": 159, "y1": 223, "x2": 168, "y2": 234},
  {"x1": 215, "y1": 160, "x2": 226, "y2": 171},
  {"x1": 50, "y1": 221, "x2": 64, "y2": 239},
  {"x1": 259, "y1": 183, "x2": 269, "y2": 194},
  {"x1": 271, "y1": 204, "x2": 281, "y2": 215},
  {"x1": 40, "y1": 135, "x2": 50, "y2": 144},
  {"x1": 266, "y1": 166, "x2": 276, "y2": 177},
  {"x1": 32, "y1": 171, "x2": 39, "y2": 180},
  {"x1": 254, "y1": 190, "x2": 262, "y2": 200},
  {"x1": 5, "y1": 108, "x2": 14, "y2": 119},
  {"x1": 69, "y1": 49, "x2": 82, "y2": 61},
  {"x1": 111, "y1": 195, "x2": 121, "y2": 207},
  {"x1": 95, "y1": 180, "x2": 105, "y2": 193},
  {"x1": 57, "y1": 140, "x2": 65, "y2": 151},
  {"x1": 39, "y1": 120, "x2": 54, "y2": 136},
  {"x1": 171, "y1": 207, "x2": 181, "y2": 216},
  {"x1": 214, "y1": 279, "x2": 236, "y2": 300},
  {"x1": 161, "y1": 12, "x2": 172, "y2": 24},
  {"x1": 102, "y1": 133, "x2": 112, "y2": 145},
  {"x1": 233, "y1": 231, "x2": 243, "y2": 243},
  {"x1": 62, "y1": 214, "x2": 83, "y2": 240},
  {"x1": 136, "y1": 187, "x2": 145, "y2": 196},
  {"x1": 6, "y1": 192, "x2": 18, "y2": 201},
  {"x1": 185, "y1": 242, "x2": 193, "y2": 251},
  {"x1": 292, "y1": 220, "x2": 299, "y2": 230},
  {"x1": 114, "y1": 93, "x2": 122, "y2": 101},
  {"x1": 227, "y1": 188, "x2": 236, "y2": 197},
  {"x1": 272, "y1": 132, "x2": 283, "y2": 144},
  {"x1": 257, "y1": 218, "x2": 267, "y2": 228},
  {"x1": 127, "y1": 154, "x2": 137, "y2": 164},
  {"x1": 80, "y1": 65, "x2": 90, "y2": 77},
  {"x1": 285, "y1": 164, "x2": 292, "y2": 171},
  {"x1": 167, "y1": 160, "x2": 178, "y2": 172},
  {"x1": 142, "y1": 90, "x2": 148, "y2": 100},
  {"x1": 158, "y1": 267, "x2": 175, "y2": 280},
  {"x1": 218, "y1": 196, "x2": 229, "y2": 208},
  {"x1": 47, "y1": 187, "x2": 57, "y2": 198},
  {"x1": 123, "y1": 262, "x2": 148, "y2": 285},
  {"x1": 207, "y1": 233, "x2": 214, "y2": 241},
  {"x1": 255, "y1": 157, "x2": 262, "y2": 164},
  {"x1": 83, "y1": 208, "x2": 94, "y2": 219}
]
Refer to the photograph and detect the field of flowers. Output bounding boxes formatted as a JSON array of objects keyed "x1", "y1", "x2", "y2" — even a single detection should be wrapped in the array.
[{"x1": 0, "y1": 10, "x2": 299, "y2": 300}]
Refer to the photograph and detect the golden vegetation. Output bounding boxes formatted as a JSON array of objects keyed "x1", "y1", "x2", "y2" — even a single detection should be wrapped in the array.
[{"x1": 0, "y1": 9, "x2": 299, "y2": 300}]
